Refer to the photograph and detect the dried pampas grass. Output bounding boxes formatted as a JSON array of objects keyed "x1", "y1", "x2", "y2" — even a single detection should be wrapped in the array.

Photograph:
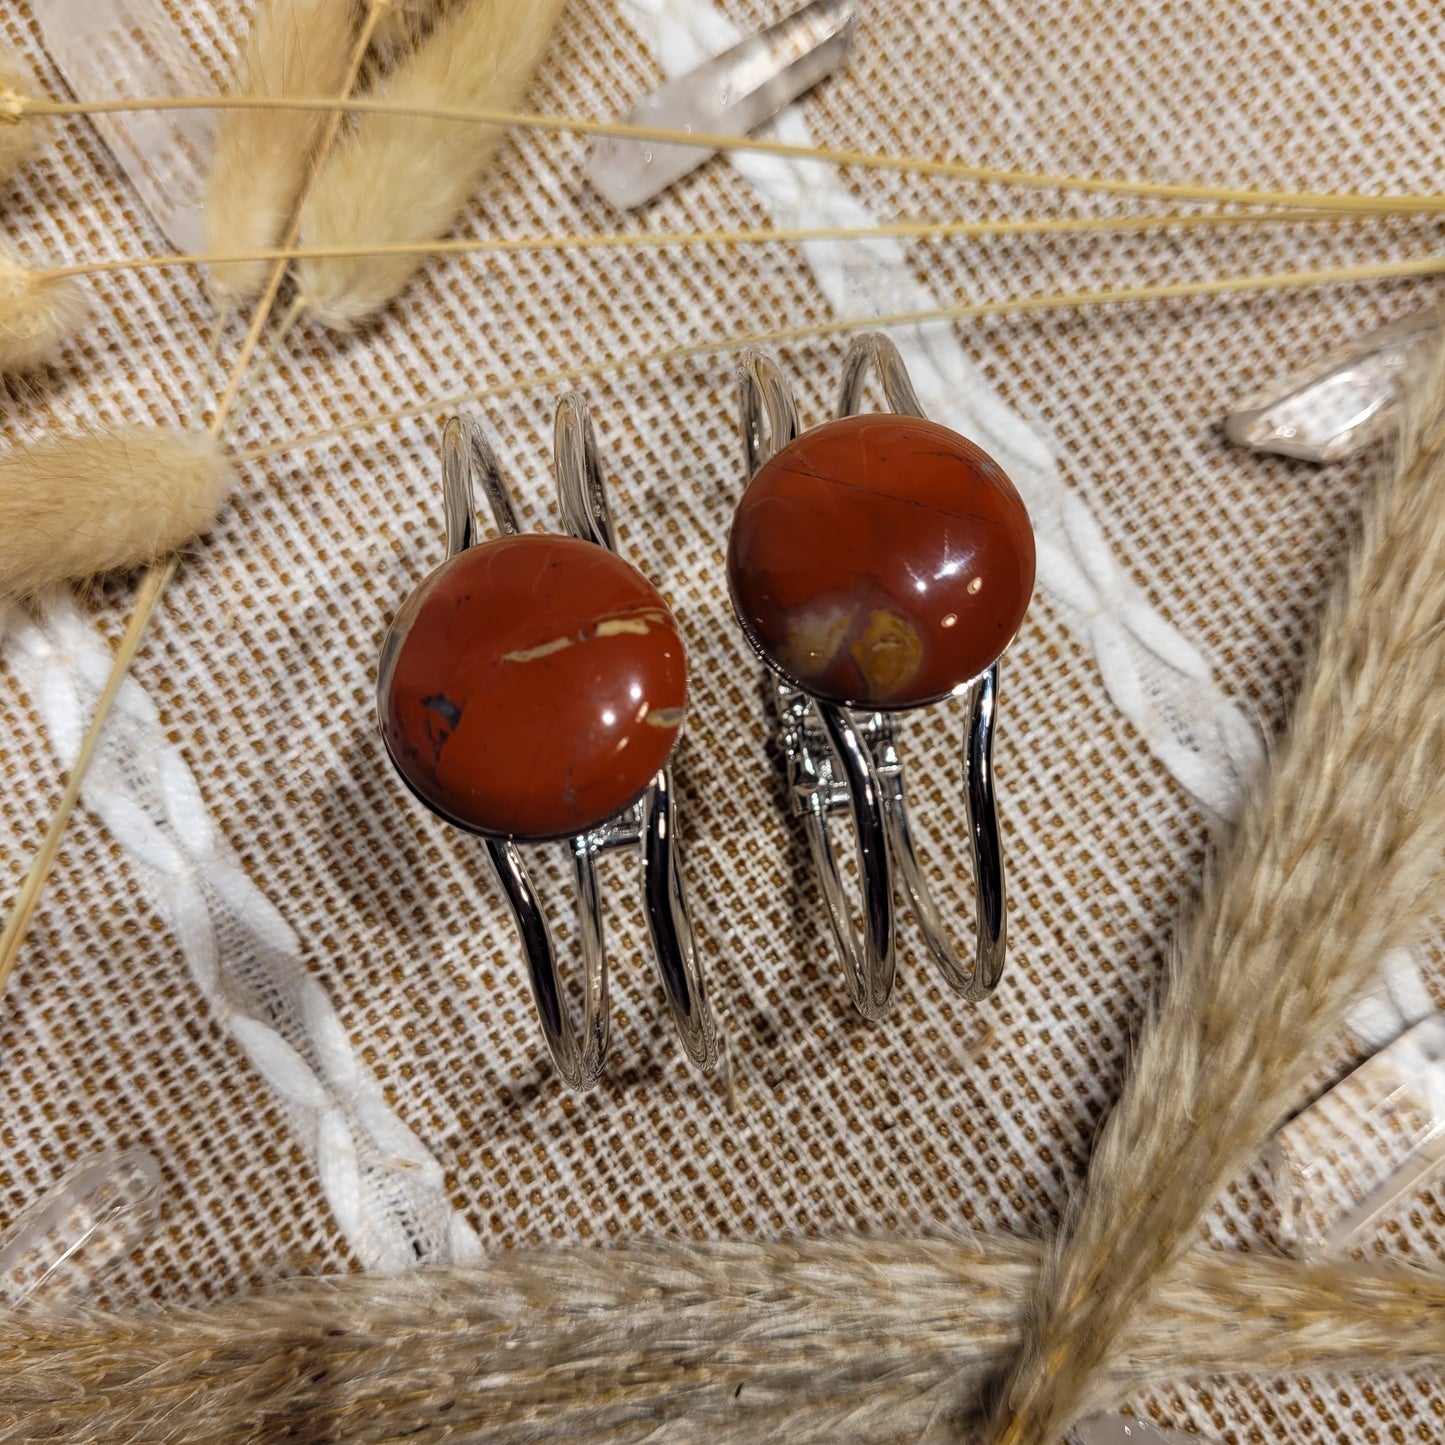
[
  {"x1": 205, "y1": 0, "x2": 358, "y2": 306},
  {"x1": 298, "y1": 0, "x2": 567, "y2": 329},
  {"x1": 0, "y1": 246, "x2": 90, "y2": 373},
  {"x1": 0, "y1": 1237, "x2": 1441, "y2": 1442},
  {"x1": 988, "y1": 321, "x2": 1445, "y2": 1442},
  {"x1": 0, "y1": 44, "x2": 40, "y2": 182},
  {"x1": 0, "y1": 430, "x2": 233, "y2": 596}
]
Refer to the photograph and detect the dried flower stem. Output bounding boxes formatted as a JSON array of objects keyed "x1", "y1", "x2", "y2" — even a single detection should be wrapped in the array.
[
  {"x1": 0, "y1": 558, "x2": 176, "y2": 1001},
  {"x1": 0, "y1": 1239, "x2": 1440, "y2": 1442},
  {"x1": 987, "y1": 322, "x2": 1445, "y2": 1442},
  {"x1": 9, "y1": 91, "x2": 1445, "y2": 217},
  {"x1": 25, "y1": 205, "x2": 1389, "y2": 283},
  {"x1": 236, "y1": 251, "x2": 1445, "y2": 463}
]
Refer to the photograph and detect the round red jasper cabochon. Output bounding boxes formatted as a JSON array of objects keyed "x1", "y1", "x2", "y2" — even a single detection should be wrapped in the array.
[
  {"x1": 379, "y1": 534, "x2": 687, "y2": 840},
  {"x1": 728, "y1": 413, "x2": 1036, "y2": 709}
]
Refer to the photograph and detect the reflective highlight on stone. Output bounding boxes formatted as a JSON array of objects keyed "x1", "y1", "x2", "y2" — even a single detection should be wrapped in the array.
[
  {"x1": 379, "y1": 534, "x2": 687, "y2": 840},
  {"x1": 728, "y1": 414, "x2": 1035, "y2": 709}
]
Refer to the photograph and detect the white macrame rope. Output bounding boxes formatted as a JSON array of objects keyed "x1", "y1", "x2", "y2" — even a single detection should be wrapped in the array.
[
  {"x1": 3, "y1": 594, "x2": 481, "y2": 1275},
  {"x1": 626, "y1": 0, "x2": 1266, "y2": 821}
]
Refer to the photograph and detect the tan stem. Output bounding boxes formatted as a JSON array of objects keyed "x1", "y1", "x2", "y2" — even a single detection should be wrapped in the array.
[
  {"x1": 30, "y1": 206, "x2": 1378, "y2": 283},
  {"x1": 0, "y1": 559, "x2": 175, "y2": 996},
  {"x1": 10, "y1": 91, "x2": 1445, "y2": 216},
  {"x1": 234, "y1": 251, "x2": 1445, "y2": 464}
]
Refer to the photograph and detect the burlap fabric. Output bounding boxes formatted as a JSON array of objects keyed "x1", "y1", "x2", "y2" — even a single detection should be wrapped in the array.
[{"x1": 0, "y1": 0, "x2": 1441, "y2": 1438}]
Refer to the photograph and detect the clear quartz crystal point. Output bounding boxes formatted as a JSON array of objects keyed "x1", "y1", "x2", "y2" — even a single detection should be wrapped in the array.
[
  {"x1": 587, "y1": 0, "x2": 857, "y2": 210},
  {"x1": 1225, "y1": 309, "x2": 1439, "y2": 463},
  {"x1": 32, "y1": 0, "x2": 216, "y2": 251},
  {"x1": 0, "y1": 1149, "x2": 160, "y2": 1305},
  {"x1": 1069, "y1": 1418, "x2": 1207, "y2": 1445},
  {"x1": 1269, "y1": 1014, "x2": 1445, "y2": 1258}
]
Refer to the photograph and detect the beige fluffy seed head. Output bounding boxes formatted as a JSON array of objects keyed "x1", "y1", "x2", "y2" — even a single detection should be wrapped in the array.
[
  {"x1": 988, "y1": 321, "x2": 1445, "y2": 1442},
  {"x1": 0, "y1": 43, "x2": 40, "y2": 181},
  {"x1": 298, "y1": 0, "x2": 567, "y2": 329},
  {"x1": 0, "y1": 429, "x2": 233, "y2": 596},
  {"x1": 367, "y1": 0, "x2": 454, "y2": 56},
  {"x1": 205, "y1": 0, "x2": 358, "y2": 306},
  {"x1": 0, "y1": 247, "x2": 91, "y2": 373}
]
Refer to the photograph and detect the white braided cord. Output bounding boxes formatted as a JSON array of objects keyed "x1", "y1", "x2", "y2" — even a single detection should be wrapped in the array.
[{"x1": 3, "y1": 594, "x2": 481, "y2": 1273}]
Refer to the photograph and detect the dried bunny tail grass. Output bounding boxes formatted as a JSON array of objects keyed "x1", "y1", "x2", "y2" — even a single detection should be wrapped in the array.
[
  {"x1": 297, "y1": 0, "x2": 567, "y2": 329},
  {"x1": 0, "y1": 43, "x2": 41, "y2": 180},
  {"x1": 0, "y1": 429, "x2": 233, "y2": 596},
  {"x1": 205, "y1": 0, "x2": 358, "y2": 306},
  {"x1": 0, "y1": 8, "x2": 381, "y2": 1001},
  {"x1": 988, "y1": 320, "x2": 1445, "y2": 1443},
  {"x1": 0, "y1": 1239, "x2": 1441, "y2": 1443},
  {"x1": 367, "y1": 0, "x2": 455, "y2": 55},
  {"x1": 0, "y1": 246, "x2": 90, "y2": 372}
]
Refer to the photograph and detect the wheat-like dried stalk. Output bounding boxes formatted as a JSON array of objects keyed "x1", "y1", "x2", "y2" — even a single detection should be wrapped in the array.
[
  {"x1": 0, "y1": 1239, "x2": 1440, "y2": 1442},
  {"x1": 205, "y1": 0, "x2": 357, "y2": 306},
  {"x1": 0, "y1": 430, "x2": 232, "y2": 597},
  {"x1": 0, "y1": 246, "x2": 90, "y2": 373},
  {"x1": 297, "y1": 0, "x2": 567, "y2": 329},
  {"x1": 987, "y1": 321, "x2": 1445, "y2": 1443}
]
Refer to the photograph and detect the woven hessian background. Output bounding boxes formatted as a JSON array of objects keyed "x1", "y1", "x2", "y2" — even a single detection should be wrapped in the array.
[{"x1": 0, "y1": 0, "x2": 1442, "y2": 1439}]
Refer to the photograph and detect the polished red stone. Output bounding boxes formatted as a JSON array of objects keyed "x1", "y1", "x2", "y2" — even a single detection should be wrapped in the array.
[
  {"x1": 728, "y1": 413, "x2": 1035, "y2": 709},
  {"x1": 379, "y1": 534, "x2": 687, "y2": 840}
]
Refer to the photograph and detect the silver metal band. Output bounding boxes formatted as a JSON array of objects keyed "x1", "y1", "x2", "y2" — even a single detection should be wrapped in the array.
[
  {"x1": 437, "y1": 406, "x2": 717, "y2": 1089},
  {"x1": 736, "y1": 334, "x2": 1008, "y2": 1017}
]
